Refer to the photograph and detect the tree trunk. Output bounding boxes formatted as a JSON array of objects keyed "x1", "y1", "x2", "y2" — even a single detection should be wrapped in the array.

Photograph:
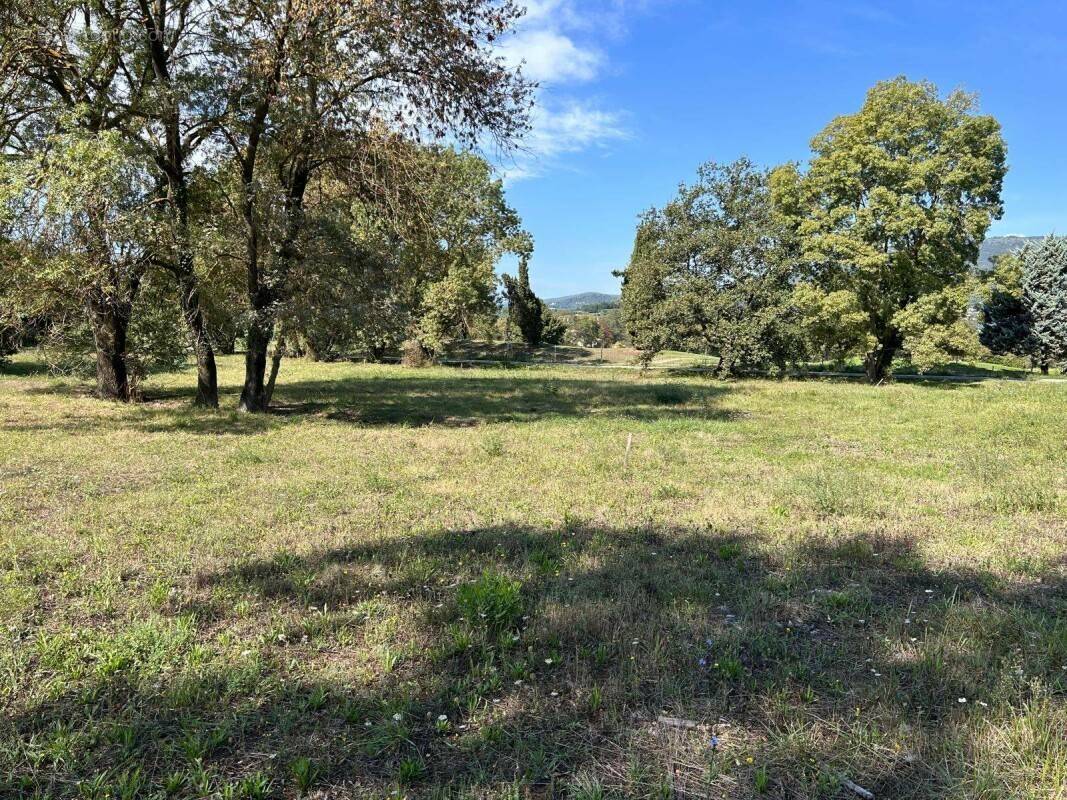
[
  {"x1": 175, "y1": 266, "x2": 219, "y2": 407},
  {"x1": 1040, "y1": 362, "x2": 1050, "y2": 375},
  {"x1": 265, "y1": 330, "x2": 286, "y2": 406},
  {"x1": 864, "y1": 330, "x2": 901, "y2": 384},
  {"x1": 88, "y1": 300, "x2": 132, "y2": 402},
  {"x1": 239, "y1": 314, "x2": 272, "y2": 412}
]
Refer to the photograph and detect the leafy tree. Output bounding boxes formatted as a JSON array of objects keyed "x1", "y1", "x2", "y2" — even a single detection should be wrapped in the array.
[
  {"x1": 772, "y1": 78, "x2": 1007, "y2": 383},
  {"x1": 3, "y1": 0, "x2": 222, "y2": 405},
  {"x1": 409, "y1": 149, "x2": 530, "y2": 352},
  {"x1": 620, "y1": 158, "x2": 801, "y2": 377},
  {"x1": 0, "y1": 127, "x2": 158, "y2": 400},
  {"x1": 200, "y1": 0, "x2": 533, "y2": 411},
  {"x1": 1019, "y1": 236, "x2": 1067, "y2": 370},
  {"x1": 540, "y1": 305, "x2": 566, "y2": 346},
  {"x1": 276, "y1": 148, "x2": 528, "y2": 361},
  {"x1": 893, "y1": 280, "x2": 987, "y2": 373},
  {"x1": 790, "y1": 283, "x2": 871, "y2": 364}
]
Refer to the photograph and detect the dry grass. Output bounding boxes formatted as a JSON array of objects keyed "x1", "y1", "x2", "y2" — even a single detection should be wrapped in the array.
[{"x1": 1, "y1": 354, "x2": 1065, "y2": 799}]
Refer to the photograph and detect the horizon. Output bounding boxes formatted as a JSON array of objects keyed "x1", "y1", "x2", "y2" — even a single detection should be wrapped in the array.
[{"x1": 499, "y1": 0, "x2": 1067, "y2": 297}]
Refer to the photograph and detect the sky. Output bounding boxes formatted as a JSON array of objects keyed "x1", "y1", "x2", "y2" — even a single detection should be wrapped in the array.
[{"x1": 493, "y1": 0, "x2": 1067, "y2": 298}]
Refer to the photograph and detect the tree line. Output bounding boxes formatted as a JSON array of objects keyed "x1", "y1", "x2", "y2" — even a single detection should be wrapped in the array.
[
  {"x1": 0, "y1": 0, "x2": 556, "y2": 410},
  {"x1": 620, "y1": 78, "x2": 1067, "y2": 382}
]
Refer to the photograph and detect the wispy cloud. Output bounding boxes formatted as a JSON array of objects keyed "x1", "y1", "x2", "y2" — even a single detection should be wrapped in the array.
[{"x1": 495, "y1": 1, "x2": 648, "y2": 180}]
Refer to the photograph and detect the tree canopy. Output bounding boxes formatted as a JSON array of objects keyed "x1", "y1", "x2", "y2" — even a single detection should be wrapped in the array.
[
  {"x1": 620, "y1": 158, "x2": 800, "y2": 376},
  {"x1": 772, "y1": 77, "x2": 1007, "y2": 382}
]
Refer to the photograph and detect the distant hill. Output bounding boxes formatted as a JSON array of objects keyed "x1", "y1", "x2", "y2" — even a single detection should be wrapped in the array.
[
  {"x1": 545, "y1": 292, "x2": 621, "y2": 310},
  {"x1": 977, "y1": 236, "x2": 1046, "y2": 270}
]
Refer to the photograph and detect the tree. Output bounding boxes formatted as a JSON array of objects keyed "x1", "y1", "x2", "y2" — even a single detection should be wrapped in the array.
[
  {"x1": 893, "y1": 280, "x2": 987, "y2": 373},
  {"x1": 979, "y1": 252, "x2": 1043, "y2": 370},
  {"x1": 0, "y1": 126, "x2": 157, "y2": 400},
  {"x1": 502, "y1": 260, "x2": 561, "y2": 347},
  {"x1": 772, "y1": 78, "x2": 1007, "y2": 383},
  {"x1": 790, "y1": 283, "x2": 871, "y2": 365},
  {"x1": 2, "y1": 0, "x2": 222, "y2": 405},
  {"x1": 620, "y1": 158, "x2": 800, "y2": 377},
  {"x1": 201, "y1": 0, "x2": 532, "y2": 411},
  {"x1": 273, "y1": 147, "x2": 528, "y2": 361},
  {"x1": 1020, "y1": 236, "x2": 1067, "y2": 371},
  {"x1": 409, "y1": 148, "x2": 530, "y2": 353}
]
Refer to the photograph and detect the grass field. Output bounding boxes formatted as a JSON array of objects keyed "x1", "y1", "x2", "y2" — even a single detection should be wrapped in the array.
[{"x1": 1, "y1": 354, "x2": 1065, "y2": 799}]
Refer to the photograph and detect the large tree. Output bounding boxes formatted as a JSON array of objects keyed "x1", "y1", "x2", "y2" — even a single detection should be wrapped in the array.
[
  {"x1": 202, "y1": 0, "x2": 532, "y2": 411},
  {"x1": 620, "y1": 158, "x2": 800, "y2": 377},
  {"x1": 0, "y1": 127, "x2": 154, "y2": 400},
  {"x1": 772, "y1": 78, "x2": 1007, "y2": 383},
  {"x1": 1, "y1": 0, "x2": 222, "y2": 405}
]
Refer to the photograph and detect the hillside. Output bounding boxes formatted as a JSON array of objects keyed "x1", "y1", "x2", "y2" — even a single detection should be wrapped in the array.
[
  {"x1": 545, "y1": 291, "x2": 621, "y2": 310},
  {"x1": 977, "y1": 235, "x2": 1045, "y2": 269}
]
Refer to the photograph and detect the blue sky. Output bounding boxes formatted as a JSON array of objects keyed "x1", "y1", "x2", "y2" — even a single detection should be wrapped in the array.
[{"x1": 495, "y1": 0, "x2": 1067, "y2": 297}]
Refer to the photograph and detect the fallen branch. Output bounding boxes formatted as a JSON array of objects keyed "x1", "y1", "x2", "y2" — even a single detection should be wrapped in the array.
[
  {"x1": 656, "y1": 715, "x2": 704, "y2": 730},
  {"x1": 842, "y1": 778, "x2": 874, "y2": 799}
]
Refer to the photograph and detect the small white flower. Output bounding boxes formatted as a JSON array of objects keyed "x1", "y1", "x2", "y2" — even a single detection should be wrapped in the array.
[
  {"x1": 393, "y1": 712, "x2": 403, "y2": 721},
  {"x1": 550, "y1": 691, "x2": 559, "y2": 697},
  {"x1": 958, "y1": 698, "x2": 967, "y2": 704},
  {"x1": 544, "y1": 658, "x2": 553, "y2": 665},
  {"x1": 364, "y1": 721, "x2": 372, "y2": 727},
  {"x1": 438, "y1": 714, "x2": 448, "y2": 721}
]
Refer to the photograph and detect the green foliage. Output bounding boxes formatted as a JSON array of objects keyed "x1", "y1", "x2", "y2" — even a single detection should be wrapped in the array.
[
  {"x1": 773, "y1": 77, "x2": 1007, "y2": 381},
  {"x1": 1019, "y1": 236, "x2": 1067, "y2": 368},
  {"x1": 540, "y1": 305, "x2": 566, "y2": 346},
  {"x1": 894, "y1": 281, "x2": 987, "y2": 372},
  {"x1": 503, "y1": 260, "x2": 555, "y2": 348},
  {"x1": 980, "y1": 253, "x2": 1040, "y2": 366},
  {"x1": 620, "y1": 158, "x2": 801, "y2": 376},
  {"x1": 790, "y1": 283, "x2": 872, "y2": 363},
  {"x1": 457, "y1": 572, "x2": 523, "y2": 631}
]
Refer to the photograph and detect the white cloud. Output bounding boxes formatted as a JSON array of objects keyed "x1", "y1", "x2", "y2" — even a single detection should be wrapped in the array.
[
  {"x1": 503, "y1": 101, "x2": 627, "y2": 181},
  {"x1": 498, "y1": 28, "x2": 602, "y2": 84},
  {"x1": 493, "y1": 1, "x2": 647, "y2": 179}
]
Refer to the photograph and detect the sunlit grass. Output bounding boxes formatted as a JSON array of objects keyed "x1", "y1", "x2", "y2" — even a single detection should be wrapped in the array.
[{"x1": 1, "y1": 354, "x2": 1064, "y2": 798}]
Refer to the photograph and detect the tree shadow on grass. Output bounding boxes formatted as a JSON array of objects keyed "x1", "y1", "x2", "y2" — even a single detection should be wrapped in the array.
[
  {"x1": 5, "y1": 523, "x2": 1064, "y2": 798},
  {"x1": 7, "y1": 371, "x2": 739, "y2": 436}
]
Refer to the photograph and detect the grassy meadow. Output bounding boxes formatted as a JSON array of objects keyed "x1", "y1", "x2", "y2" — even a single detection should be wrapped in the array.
[{"x1": 1, "y1": 354, "x2": 1065, "y2": 799}]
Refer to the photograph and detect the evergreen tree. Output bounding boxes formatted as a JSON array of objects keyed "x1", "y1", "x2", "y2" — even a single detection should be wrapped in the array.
[
  {"x1": 503, "y1": 260, "x2": 558, "y2": 347},
  {"x1": 1020, "y1": 237, "x2": 1067, "y2": 371}
]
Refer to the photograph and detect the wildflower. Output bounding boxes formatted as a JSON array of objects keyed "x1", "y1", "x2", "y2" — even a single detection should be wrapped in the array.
[
  {"x1": 438, "y1": 714, "x2": 448, "y2": 722},
  {"x1": 698, "y1": 657, "x2": 708, "y2": 668},
  {"x1": 709, "y1": 735, "x2": 720, "y2": 751},
  {"x1": 705, "y1": 638, "x2": 714, "y2": 647},
  {"x1": 392, "y1": 712, "x2": 403, "y2": 721},
  {"x1": 957, "y1": 698, "x2": 967, "y2": 704}
]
